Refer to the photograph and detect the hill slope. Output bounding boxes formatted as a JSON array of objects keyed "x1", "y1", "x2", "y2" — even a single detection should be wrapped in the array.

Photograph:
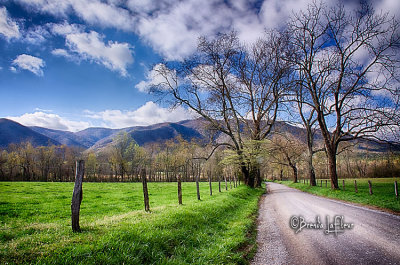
[{"x1": 0, "y1": 119, "x2": 59, "y2": 148}]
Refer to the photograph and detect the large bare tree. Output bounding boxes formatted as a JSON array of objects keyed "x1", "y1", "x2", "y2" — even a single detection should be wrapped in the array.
[
  {"x1": 289, "y1": 2, "x2": 400, "y2": 189},
  {"x1": 151, "y1": 31, "x2": 293, "y2": 187}
]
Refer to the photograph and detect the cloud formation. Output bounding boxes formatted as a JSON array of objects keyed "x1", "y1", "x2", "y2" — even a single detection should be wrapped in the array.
[
  {"x1": 0, "y1": 7, "x2": 20, "y2": 40},
  {"x1": 85, "y1": 101, "x2": 193, "y2": 128},
  {"x1": 12, "y1": 0, "x2": 400, "y2": 61},
  {"x1": 7, "y1": 112, "x2": 90, "y2": 132},
  {"x1": 135, "y1": 64, "x2": 175, "y2": 92},
  {"x1": 51, "y1": 30, "x2": 134, "y2": 76},
  {"x1": 12, "y1": 54, "x2": 45, "y2": 76}
]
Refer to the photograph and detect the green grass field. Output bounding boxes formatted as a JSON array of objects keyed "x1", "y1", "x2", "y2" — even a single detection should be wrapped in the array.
[
  {"x1": 277, "y1": 178, "x2": 400, "y2": 212},
  {"x1": 0, "y1": 181, "x2": 264, "y2": 264}
]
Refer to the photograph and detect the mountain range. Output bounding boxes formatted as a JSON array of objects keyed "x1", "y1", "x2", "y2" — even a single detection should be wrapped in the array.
[
  {"x1": 0, "y1": 118, "x2": 397, "y2": 153},
  {"x1": 0, "y1": 118, "x2": 207, "y2": 151}
]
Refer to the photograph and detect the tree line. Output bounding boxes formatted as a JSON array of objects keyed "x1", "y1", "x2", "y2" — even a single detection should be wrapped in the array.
[{"x1": 1, "y1": 130, "x2": 399, "y2": 184}]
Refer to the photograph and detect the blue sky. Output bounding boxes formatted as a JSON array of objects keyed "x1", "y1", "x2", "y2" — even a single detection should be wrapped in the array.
[{"x1": 0, "y1": 0, "x2": 398, "y2": 131}]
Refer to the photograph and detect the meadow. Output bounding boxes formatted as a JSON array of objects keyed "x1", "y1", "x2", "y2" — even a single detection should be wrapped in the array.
[
  {"x1": 277, "y1": 178, "x2": 400, "y2": 212},
  {"x1": 0, "y1": 181, "x2": 264, "y2": 264}
]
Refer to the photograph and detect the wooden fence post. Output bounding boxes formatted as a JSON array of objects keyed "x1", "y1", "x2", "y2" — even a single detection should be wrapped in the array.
[
  {"x1": 178, "y1": 174, "x2": 182, "y2": 205},
  {"x1": 218, "y1": 176, "x2": 221, "y2": 192},
  {"x1": 142, "y1": 168, "x2": 150, "y2": 211},
  {"x1": 71, "y1": 160, "x2": 84, "y2": 232},
  {"x1": 209, "y1": 174, "x2": 212, "y2": 196},
  {"x1": 354, "y1": 180, "x2": 358, "y2": 193},
  {"x1": 196, "y1": 174, "x2": 200, "y2": 200},
  {"x1": 368, "y1": 180, "x2": 373, "y2": 195},
  {"x1": 394, "y1": 181, "x2": 398, "y2": 199},
  {"x1": 342, "y1": 180, "x2": 345, "y2": 191}
]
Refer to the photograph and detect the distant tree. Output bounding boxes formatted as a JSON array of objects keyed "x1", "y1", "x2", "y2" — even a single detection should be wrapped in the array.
[
  {"x1": 109, "y1": 132, "x2": 137, "y2": 181},
  {"x1": 268, "y1": 134, "x2": 305, "y2": 183},
  {"x1": 86, "y1": 152, "x2": 98, "y2": 181}
]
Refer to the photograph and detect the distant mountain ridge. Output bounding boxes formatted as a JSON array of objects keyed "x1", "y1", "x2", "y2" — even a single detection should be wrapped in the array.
[
  {"x1": 0, "y1": 117, "x2": 397, "y2": 152},
  {"x1": 0, "y1": 118, "x2": 206, "y2": 151},
  {"x1": 0, "y1": 119, "x2": 60, "y2": 148}
]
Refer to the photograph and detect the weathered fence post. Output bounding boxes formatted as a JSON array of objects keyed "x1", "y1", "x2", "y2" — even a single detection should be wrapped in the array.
[
  {"x1": 142, "y1": 168, "x2": 150, "y2": 211},
  {"x1": 394, "y1": 181, "x2": 398, "y2": 199},
  {"x1": 368, "y1": 180, "x2": 373, "y2": 195},
  {"x1": 342, "y1": 180, "x2": 345, "y2": 191},
  {"x1": 196, "y1": 174, "x2": 200, "y2": 200},
  {"x1": 178, "y1": 174, "x2": 182, "y2": 205},
  {"x1": 218, "y1": 176, "x2": 221, "y2": 192},
  {"x1": 209, "y1": 174, "x2": 212, "y2": 196},
  {"x1": 71, "y1": 160, "x2": 84, "y2": 232},
  {"x1": 354, "y1": 180, "x2": 358, "y2": 193}
]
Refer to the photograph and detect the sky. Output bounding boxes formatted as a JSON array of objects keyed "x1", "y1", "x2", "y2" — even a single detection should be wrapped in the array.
[{"x1": 0, "y1": 0, "x2": 398, "y2": 132}]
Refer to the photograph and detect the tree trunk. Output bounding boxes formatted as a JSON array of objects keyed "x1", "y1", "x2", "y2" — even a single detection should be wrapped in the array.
[
  {"x1": 291, "y1": 165, "x2": 298, "y2": 183},
  {"x1": 326, "y1": 149, "x2": 339, "y2": 189},
  {"x1": 307, "y1": 148, "x2": 317, "y2": 186},
  {"x1": 240, "y1": 163, "x2": 250, "y2": 186}
]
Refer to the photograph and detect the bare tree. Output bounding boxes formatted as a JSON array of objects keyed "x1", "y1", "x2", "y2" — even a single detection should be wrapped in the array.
[
  {"x1": 289, "y1": 2, "x2": 400, "y2": 189},
  {"x1": 268, "y1": 133, "x2": 305, "y2": 183},
  {"x1": 152, "y1": 31, "x2": 293, "y2": 187}
]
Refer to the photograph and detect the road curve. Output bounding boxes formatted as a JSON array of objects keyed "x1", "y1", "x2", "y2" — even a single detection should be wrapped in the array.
[{"x1": 252, "y1": 182, "x2": 400, "y2": 265}]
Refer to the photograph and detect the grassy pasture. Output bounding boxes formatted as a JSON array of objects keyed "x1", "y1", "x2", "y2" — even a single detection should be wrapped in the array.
[
  {"x1": 277, "y1": 178, "x2": 400, "y2": 212},
  {"x1": 0, "y1": 181, "x2": 263, "y2": 264}
]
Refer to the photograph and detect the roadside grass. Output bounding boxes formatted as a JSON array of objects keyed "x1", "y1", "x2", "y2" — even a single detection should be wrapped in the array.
[
  {"x1": 276, "y1": 178, "x2": 400, "y2": 212},
  {"x1": 0, "y1": 181, "x2": 263, "y2": 264}
]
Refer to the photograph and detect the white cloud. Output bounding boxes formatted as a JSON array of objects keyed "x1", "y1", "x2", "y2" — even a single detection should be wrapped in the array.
[
  {"x1": 11, "y1": 0, "x2": 399, "y2": 62},
  {"x1": 135, "y1": 63, "x2": 176, "y2": 92},
  {"x1": 51, "y1": 48, "x2": 70, "y2": 57},
  {"x1": 23, "y1": 25, "x2": 50, "y2": 44},
  {"x1": 12, "y1": 54, "x2": 45, "y2": 76},
  {"x1": 70, "y1": 0, "x2": 135, "y2": 31},
  {"x1": 15, "y1": 0, "x2": 135, "y2": 30},
  {"x1": 55, "y1": 31, "x2": 134, "y2": 76},
  {"x1": 0, "y1": 7, "x2": 21, "y2": 40},
  {"x1": 49, "y1": 21, "x2": 84, "y2": 36},
  {"x1": 85, "y1": 101, "x2": 193, "y2": 128},
  {"x1": 7, "y1": 112, "x2": 90, "y2": 132}
]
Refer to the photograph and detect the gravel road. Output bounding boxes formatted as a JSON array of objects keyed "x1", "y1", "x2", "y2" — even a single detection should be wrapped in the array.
[{"x1": 252, "y1": 182, "x2": 400, "y2": 265}]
